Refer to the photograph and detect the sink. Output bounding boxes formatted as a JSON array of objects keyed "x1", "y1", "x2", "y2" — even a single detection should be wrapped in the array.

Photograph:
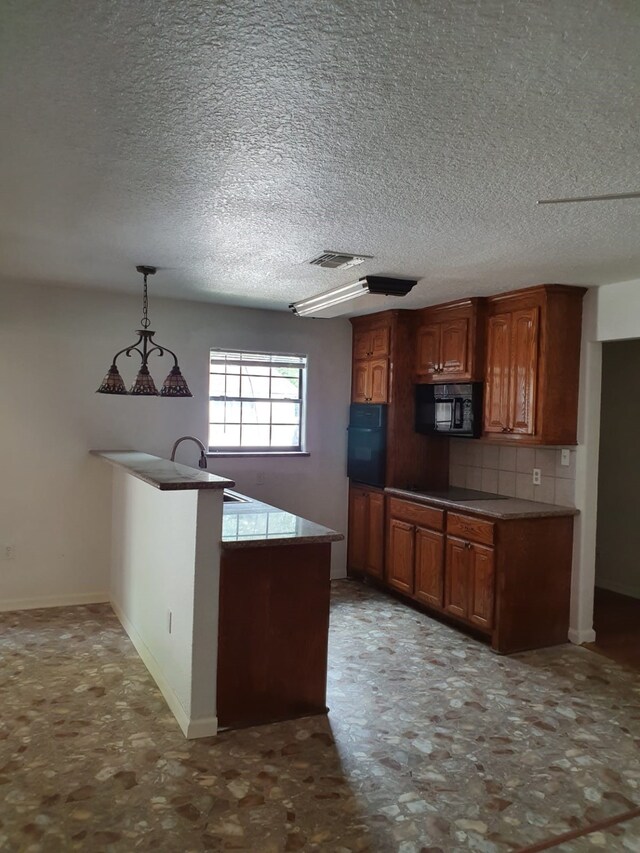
[{"x1": 223, "y1": 491, "x2": 250, "y2": 503}]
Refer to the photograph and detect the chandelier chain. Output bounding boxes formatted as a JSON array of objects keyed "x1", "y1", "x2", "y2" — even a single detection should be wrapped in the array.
[{"x1": 141, "y1": 272, "x2": 150, "y2": 329}]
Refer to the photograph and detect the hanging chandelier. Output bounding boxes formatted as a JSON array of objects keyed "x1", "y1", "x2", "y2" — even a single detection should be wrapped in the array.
[{"x1": 96, "y1": 266, "x2": 192, "y2": 397}]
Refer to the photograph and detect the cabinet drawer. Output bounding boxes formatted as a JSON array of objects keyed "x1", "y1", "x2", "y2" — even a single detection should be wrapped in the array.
[
  {"x1": 388, "y1": 498, "x2": 444, "y2": 531},
  {"x1": 447, "y1": 513, "x2": 494, "y2": 545}
]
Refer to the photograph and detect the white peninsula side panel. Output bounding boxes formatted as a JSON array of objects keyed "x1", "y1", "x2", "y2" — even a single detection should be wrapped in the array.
[{"x1": 110, "y1": 468, "x2": 222, "y2": 738}]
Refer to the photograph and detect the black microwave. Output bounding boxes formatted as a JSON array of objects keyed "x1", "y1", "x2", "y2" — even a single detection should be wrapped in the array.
[{"x1": 415, "y1": 383, "x2": 483, "y2": 438}]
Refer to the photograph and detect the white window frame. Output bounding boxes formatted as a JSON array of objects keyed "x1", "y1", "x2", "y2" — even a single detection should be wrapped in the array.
[{"x1": 208, "y1": 349, "x2": 307, "y2": 454}]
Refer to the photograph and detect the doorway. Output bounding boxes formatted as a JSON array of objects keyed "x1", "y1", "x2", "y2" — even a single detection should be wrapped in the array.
[{"x1": 590, "y1": 339, "x2": 640, "y2": 670}]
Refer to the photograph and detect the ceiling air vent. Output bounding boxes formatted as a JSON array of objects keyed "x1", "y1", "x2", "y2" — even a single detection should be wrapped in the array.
[{"x1": 308, "y1": 251, "x2": 372, "y2": 270}]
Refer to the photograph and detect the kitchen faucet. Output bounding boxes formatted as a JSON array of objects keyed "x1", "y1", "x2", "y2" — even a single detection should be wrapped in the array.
[{"x1": 170, "y1": 436, "x2": 208, "y2": 469}]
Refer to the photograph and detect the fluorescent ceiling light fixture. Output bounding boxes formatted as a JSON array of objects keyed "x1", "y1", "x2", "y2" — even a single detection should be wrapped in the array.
[{"x1": 290, "y1": 276, "x2": 417, "y2": 317}]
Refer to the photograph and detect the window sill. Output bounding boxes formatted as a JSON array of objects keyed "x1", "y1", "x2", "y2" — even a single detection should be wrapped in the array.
[{"x1": 206, "y1": 451, "x2": 311, "y2": 458}]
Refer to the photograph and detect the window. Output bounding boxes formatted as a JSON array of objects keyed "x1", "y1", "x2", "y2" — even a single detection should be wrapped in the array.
[{"x1": 209, "y1": 349, "x2": 307, "y2": 452}]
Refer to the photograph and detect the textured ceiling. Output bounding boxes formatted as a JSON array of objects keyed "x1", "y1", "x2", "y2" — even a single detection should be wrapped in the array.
[{"x1": 1, "y1": 0, "x2": 639, "y2": 315}]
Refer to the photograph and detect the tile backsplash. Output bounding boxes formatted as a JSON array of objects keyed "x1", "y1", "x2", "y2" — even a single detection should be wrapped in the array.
[{"x1": 449, "y1": 440, "x2": 576, "y2": 506}]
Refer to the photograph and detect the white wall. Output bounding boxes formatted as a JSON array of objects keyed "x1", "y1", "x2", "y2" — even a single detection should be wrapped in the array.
[
  {"x1": 0, "y1": 281, "x2": 351, "y2": 610},
  {"x1": 110, "y1": 471, "x2": 222, "y2": 737}
]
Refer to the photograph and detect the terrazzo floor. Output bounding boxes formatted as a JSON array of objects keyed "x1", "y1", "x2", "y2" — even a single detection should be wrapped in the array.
[{"x1": 1, "y1": 579, "x2": 640, "y2": 852}]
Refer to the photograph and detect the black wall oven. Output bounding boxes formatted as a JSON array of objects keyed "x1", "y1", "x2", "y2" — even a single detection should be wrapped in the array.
[{"x1": 347, "y1": 403, "x2": 387, "y2": 487}]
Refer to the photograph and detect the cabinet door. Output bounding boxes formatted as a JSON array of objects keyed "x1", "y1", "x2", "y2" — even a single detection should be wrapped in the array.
[
  {"x1": 366, "y1": 492, "x2": 385, "y2": 579},
  {"x1": 369, "y1": 359, "x2": 389, "y2": 403},
  {"x1": 468, "y1": 543, "x2": 495, "y2": 632},
  {"x1": 347, "y1": 489, "x2": 368, "y2": 572},
  {"x1": 353, "y1": 330, "x2": 372, "y2": 360},
  {"x1": 440, "y1": 318, "x2": 470, "y2": 378},
  {"x1": 370, "y1": 327, "x2": 390, "y2": 358},
  {"x1": 444, "y1": 537, "x2": 469, "y2": 619},
  {"x1": 386, "y1": 519, "x2": 415, "y2": 594},
  {"x1": 414, "y1": 527, "x2": 444, "y2": 609},
  {"x1": 484, "y1": 314, "x2": 512, "y2": 434},
  {"x1": 352, "y1": 362, "x2": 370, "y2": 403},
  {"x1": 415, "y1": 324, "x2": 441, "y2": 378},
  {"x1": 509, "y1": 307, "x2": 539, "y2": 435}
]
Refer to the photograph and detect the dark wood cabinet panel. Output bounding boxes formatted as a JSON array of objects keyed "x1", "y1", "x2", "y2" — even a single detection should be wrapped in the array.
[
  {"x1": 348, "y1": 488, "x2": 368, "y2": 572},
  {"x1": 353, "y1": 329, "x2": 371, "y2": 360},
  {"x1": 484, "y1": 313, "x2": 512, "y2": 434},
  {"x1": 352, "y1": 362, "x2": 369, "y2": 404},
  {"x1": 217, "y1": 543, "x2": 331, "y2": 729},
  {"x1": 348, "y1": 485, "x2": 385, "y2": 579},
  {"x1": 386, "y1": 518, "x2": 415, "y2": 594},
  {"x1": 469, "y1": 543, "x2": 495, "y2": 631},
  {"x1": 353, "y1": 326, "x2": 390, "y2": 360},
  {"x1": 444, "y1": 536, "x2": 469, "y2": 619},
  {"x1": 366, "y1": 492, "x2": 385, "y2": 578},
  {"x1": 370, "y1": 327, "x2": 390, "y2": 358},
  {"x1": 509, "y1": 307, "x2": 539, "y2": 435},
  {"x1": 369, "y1": 359, "x2": 389, "y2": 403},
  {"x1": 415, "y1": 324, "x2": 440, "y2": 378},
  {"x1": 441, "y1": 318, "x2": 469, "y2": 376},
  {"x1": 414, "y1": 527, "x2": 444, "y2": 609}
]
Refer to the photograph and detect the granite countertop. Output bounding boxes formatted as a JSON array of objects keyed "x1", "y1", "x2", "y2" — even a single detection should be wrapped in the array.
[
  {"x1": 90, "y1": 451, "x2": 235, "y2": 492},
  {"x1": 222, "y1": 492, "x2": 344, "y2": 549},
  {"x1": 385, "y1": 486, "x2": 579, "y2": 520}
]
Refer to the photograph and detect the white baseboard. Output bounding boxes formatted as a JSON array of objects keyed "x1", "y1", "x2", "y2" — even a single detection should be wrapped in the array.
[
  {"x1": 0, "y1": 591, "x2": 110, "y2": 613},
  {"x1": 595, "y1": 577, "x2": 640, "y2": 600},
  {"x1": 185, "y1": 715, "x2": 219, "y2": 739},
  {"x1": 569, "y1": 627, "x2": 596, "y2": 645},
  {"x1": 110, "y1": 598, "x2": 218, "y2": 740}
]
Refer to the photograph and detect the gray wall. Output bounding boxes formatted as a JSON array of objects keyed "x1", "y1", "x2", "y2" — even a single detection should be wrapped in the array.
[{"x1": 595, "y1": 339, "x2": 640, "y2": 598}]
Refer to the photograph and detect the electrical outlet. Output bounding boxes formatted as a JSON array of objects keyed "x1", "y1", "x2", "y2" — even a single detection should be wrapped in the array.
[
  {"x1": 532, "y1": 468, "x2": 541, "y2": 486},
  {"x1": 167, "y1": 611, "x2": 173, "y2": 634},
  {"x1": 4, "y1": 545, "x2": 15, "y2": 560},
  {"x1": 255, "y1": 471, "x2": 265, "y2": 486},
  {"x1": 560, "y1": 449, "x2": 571, "y2": 467}
]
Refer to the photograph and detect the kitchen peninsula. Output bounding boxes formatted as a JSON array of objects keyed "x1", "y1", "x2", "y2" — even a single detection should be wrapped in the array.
[{"x1": 91, "y1": 451, "x2": 343, "y2": 738}]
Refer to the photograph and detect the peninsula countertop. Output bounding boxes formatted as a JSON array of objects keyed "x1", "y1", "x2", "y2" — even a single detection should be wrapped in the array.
[
  {"x1": 385, "y1": 486, "x2": 579, "y2": 520},
  {"x1": 222, "y1": 491, "x2": 344, "y2": 549},
  {"x1": 90, "y1": 451, "x2": 236, "y2": 491}
]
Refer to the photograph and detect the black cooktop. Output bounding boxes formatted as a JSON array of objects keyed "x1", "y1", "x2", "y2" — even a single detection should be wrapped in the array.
[{"x1": 405, "y1": 487, "x2": 509, "y2": 502}]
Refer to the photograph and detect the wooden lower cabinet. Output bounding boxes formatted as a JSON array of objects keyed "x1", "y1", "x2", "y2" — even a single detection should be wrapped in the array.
[
  {"x1": 386, "y1": 518, "x2": 415, "y2": 594},
  {"x1": 414, "y1": 527, "x2": 444, "y2": 608},
  {"x1": 348, "y1": 484, "x2": 385, "y2": 578},
  {"x1": 358, "y1": 495, "x2": 576, "y2": 654},
  {"x1": 385, "y1": 498, "x2": 445, "y2": 601},
  {"x1": 444, "y1": 536, "x2": 495, "y2": 632}
]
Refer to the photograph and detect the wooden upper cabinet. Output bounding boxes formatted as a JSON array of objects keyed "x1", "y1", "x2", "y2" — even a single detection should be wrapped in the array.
[
  {"x1": 353, "y1": 326, "x2": 390, "y2": 360},
  {"x1": 483, "y1": 285, "x2": 585, "y2": 445},
  {"x1": 414, "y1": 299, "x2": 484, "y2": 382},
  {"x1": 415, "y1": 324, "x2": 441, "y2": 378},
  {"x1": 352, "y1": 358, "x2": 388, "y2": 403},
  {"x1": 351, "y1": 321, "x2": 391, "y2": 404}
]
